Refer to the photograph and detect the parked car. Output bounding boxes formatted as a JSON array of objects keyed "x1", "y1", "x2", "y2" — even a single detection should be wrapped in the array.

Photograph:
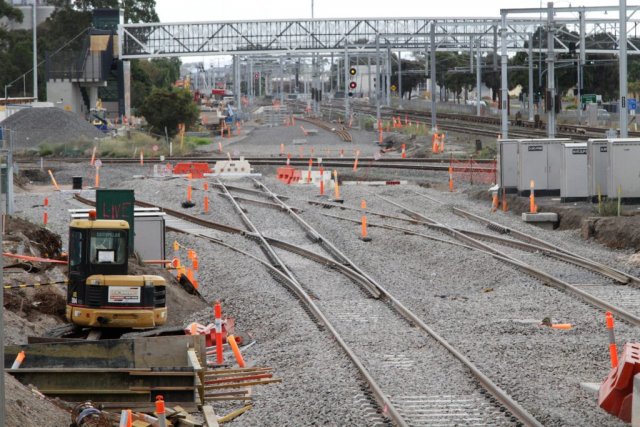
[{"x1": 597, "y1": 109, "x2": 611, "y2": 120}]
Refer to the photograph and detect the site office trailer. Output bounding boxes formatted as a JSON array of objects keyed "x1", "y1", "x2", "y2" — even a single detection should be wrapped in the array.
[
  {"x1": 498, "y1": 139, "x2": 519, "y2": 194},
  {"x1": 560, "y1": 142, "x2": 588, "y2": 202},
  {"x1": 517, "y1": 139, "x2": 572, "y2": 197},
  {"x1": 587, "y1": 139, "x2": 609, "y2": 201},
  {"x1": 607, "y1": 138, "x2": 640, "y2": 201}
]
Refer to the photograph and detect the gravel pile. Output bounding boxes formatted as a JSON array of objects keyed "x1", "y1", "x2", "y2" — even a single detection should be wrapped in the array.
[{"x1": 2, "y1": 107, "x2": 106, "y2": 149}]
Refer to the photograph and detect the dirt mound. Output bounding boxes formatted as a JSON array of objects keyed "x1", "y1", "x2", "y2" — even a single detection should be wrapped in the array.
[
  {"x1": 2, "y1": 107, "x2": 106, "y2": 149},
  {"x1": 4, "y1": 216, "x2": 62, "y2": 260},
  {"x1": 4, "y1": 372, "x2": 70, "y2": 427}
]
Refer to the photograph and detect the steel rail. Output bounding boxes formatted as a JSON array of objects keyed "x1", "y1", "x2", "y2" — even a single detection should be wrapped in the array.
[
  {"x1": 251, "y1": 179, "x2": 394, "y2": 299},
  {"x1": 374, "y1": 194, "x2": 640, "y2": 327},
  {"x1": 174, "y1": 229, "x2": 405, "y2": 426},
  {"x1": 213, "y1": 181, "x2": 406, "y2": 426},
  {"x1": 246, "y1": 180, "x2": 542, "y2": 427},
  {"x1": 16, "y1": 156, "x2": 494, "y2": 165},
  {"x1": 105, "y1": 191, "x2": 541, "y2": 426},
  {"x1": 411, "y1": 190, "x2": 640, "y2": 285}
]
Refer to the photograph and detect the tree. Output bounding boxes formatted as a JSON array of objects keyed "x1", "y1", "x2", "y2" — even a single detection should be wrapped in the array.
[
  {"x1": 0, "y1": 0, "x2": 23, "y2": 23},
  {"x1": 390, "y1": 55, "x2": 426, "y2": 100},
  {"x1": 138, "y1": 88, "x2": 198, "y2": 136},
  {"x1": 50, "y1": 0, "x2": 158, "y2": 23},
  {"x1": 130, "y1": 58, "x2": 181, "y2": 111}
]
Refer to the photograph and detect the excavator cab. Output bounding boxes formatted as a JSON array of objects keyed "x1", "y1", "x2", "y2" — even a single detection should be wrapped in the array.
[{"x1": 65, "y1": 211, "x2": 167, "y2": 328}]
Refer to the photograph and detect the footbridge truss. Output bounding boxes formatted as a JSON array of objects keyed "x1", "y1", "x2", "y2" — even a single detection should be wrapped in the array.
[{"x1": 119, "y1": 7, "x2": 640, "y2": 59}]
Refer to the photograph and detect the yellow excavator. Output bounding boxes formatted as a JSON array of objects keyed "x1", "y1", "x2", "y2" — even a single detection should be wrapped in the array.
[{"x1": 65, "y1": 210, "x2": 167, "y2": 328}]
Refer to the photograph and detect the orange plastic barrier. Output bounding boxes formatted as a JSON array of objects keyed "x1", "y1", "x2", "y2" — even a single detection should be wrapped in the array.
[
  {"x1": 276, "y1": 166, "x2": 302, "y2": 184},
  {"x1": 449, "y1": 157, "x2": 497, "y2": 185},
  {"x1": 599, "y1": 342, "x2": 640, "y2": 422},
  {"x1": 172, "y1": 162, "x2": 212, "y2": 178}
]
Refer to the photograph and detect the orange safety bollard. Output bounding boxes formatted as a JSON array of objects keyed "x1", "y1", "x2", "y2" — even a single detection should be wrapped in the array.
[
  {"x1": 48, "y1": 169, "x2": 60, "y2": 191},
  {"x1": 439, "y1": 134, "x2": 445, "y2": 153},
  {"x1": 204, "y1": 196, "x2": 209, "y2": 213},
  {"x1": 333, "y1": 170, "x2": 342, "y2": 202},
  {"x1": 606, "y1": 311, "x2": 619, "y2": 368},
  {"x1": 90, "y1": 146, "x2": 97, "y2": 166},
  {"x1": 203, "y1": 182, "x2": 209, "y2": 191},
  {"x1": 280, "y1": 143, "x2": 285, "y2": 156},
  {"x1": 214, "y1": 301, "x2": 224, "y2": 365},
  {"x1": 448, "y1": 166, "x2": 454, "y2": 192},
  {"x1": 119, "y1": 409, "x2": 132, "y2": 427},
  {"x1": 192, "y1": 257, "x2": 199, "y2": 288},
  {"x1": 173, "y1": 240, "x2": 180, "y2": 259},
  {"x1": 155, "y1": 396, "x2": 167, "y2": 427},
  {"x1": 319, "y1": 166, "x2": 325, "y2": 196},
  {"x1": 189, "y1": 322, "x2": 198, "y2": 335},
  {"x1": 353, "y1": 150, "x2": 360, "y2": 171},
  {"x1": 140, "y1": 150, "x2": 144, "y2": 166},
  {"x1": 502, "y1": 192, "x2": 508, "y2": 212},
  {"x1": 44, "y1": 198, "x2": 49, "y2": 226},
  {"x1": 11, "y1": 350, "x2": 25, "y2": 369},
  {"x1": 94, "y1": 168, "x2": 100, "y2": 188},
  {"x1": 360, "y1": 200, "x2": 371, "y2": 242},
  {"x1": 307, "y1": 158, "x2": 313, "y2": 183},
  {"x1": 218, "y1": 142, "x2": 223, "y2": 154},
  {"x1": 491, "y1": 192, "x2": 499, "y2": 212},
  {"x1": 529, "y1": 180, "x2": 536, "y2": 213},
  {"x1": 431, "y1": 134, "x2": 438, "y2": 154},
  {"x1": 187, "y1": 249, "x2": 195, "y2": 261},
  {"x1": 227, "y1": 335, "x2": 246, "y2": 368},
  {"x1": 187, "y1": 184, "x2": 192, "y2": 202},
  {"x1": 401, "y1": 144, "x2": 406, "y2": 159}
]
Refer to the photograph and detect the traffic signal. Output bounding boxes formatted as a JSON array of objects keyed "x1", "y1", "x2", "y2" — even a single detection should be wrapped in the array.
[{"x1": 348, "y1": 67, "x2": 357, "y2": 97}]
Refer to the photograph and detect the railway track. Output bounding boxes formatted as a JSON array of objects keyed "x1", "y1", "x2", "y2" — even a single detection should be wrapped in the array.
[
  {"x1": 296, "y1": 100, "x2": 636, "y2": 141},
  {"x1": 349, "y1": 189, "x2": 640, "y2": 327},
  {"x1": 104, "y1": 188, "x2": 543, "y2": 425},
  {"x1": 23, "y1": 156, "x2": 495, "y2": 175},
  {"x1": 296, "y1": 116, "x2": 353, "y2": 142}
]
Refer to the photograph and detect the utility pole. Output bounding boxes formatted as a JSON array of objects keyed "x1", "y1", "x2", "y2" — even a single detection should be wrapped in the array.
[
  {"x1": 476, "y1": 40, "x2": 482, "y2": 117},
  {"x1": 547, "y1": 2, "x2": 556, "y2": 138},
  {"x1": 0, "y1": 145, "x2": 3, "y2": 427},
  {"x1": 528, "y1": 33, "x2": 534, "y2": 121},
  {"x1": 578, "y1": 8, "x2": 585, "y2": 124},
  {"x1": 620, "y1": 0, "x2": 628, "y2": 137},
  {"x1": 397, "y1": 51, "x2": 402, "y2": 107},
  {"x1": 344, "y1": 45, "x2": 349, "y2": 123},
  {"x1": 500, "y1": 11, "x2": 509, "y2": 139},
  {"x1": 376, "y1": 34, "x2": 381, "y2": 130},
  {"x1": 385, "y1": 47, "x2": 391, "y2": 106},
  {"x1": 430, "y1": 21, "x2": 437, "y2": 130},
  {"x1": 32, "y1": 3, "x2": 38, "y2": 100}
]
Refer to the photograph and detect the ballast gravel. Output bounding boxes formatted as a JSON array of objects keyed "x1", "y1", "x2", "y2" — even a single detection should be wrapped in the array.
[{"x1": 10, "y1": 123, "x2": 640, "y2": 426}]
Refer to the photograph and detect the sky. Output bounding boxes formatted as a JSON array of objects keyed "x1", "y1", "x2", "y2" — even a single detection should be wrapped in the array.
[{"x1": 155, "y1": 0, "x2": 621, "y2": 23}]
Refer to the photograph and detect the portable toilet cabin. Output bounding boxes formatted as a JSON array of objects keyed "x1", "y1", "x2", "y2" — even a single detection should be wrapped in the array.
[
  {"x1": 517, "y1": 138, "x2": 571, "y2": 196},
  {"x1": 498, "y1": 139, "x2": 519, "y2": 194},
  {"x1": 587, "y1": 139, "x2": 609, "y2": 201},
  {"x1": 560, "y1": 142, "x2": 588, "y2": 202},
  {"x1": 607, "y1": 138, "x2": 640, "y2": 202}
]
